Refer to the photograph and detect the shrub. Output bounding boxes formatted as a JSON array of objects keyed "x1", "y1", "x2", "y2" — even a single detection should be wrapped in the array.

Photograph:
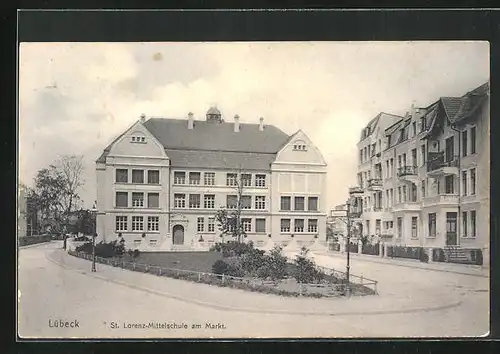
[
  {"x1": 265, "y1": 245, "x2": 288, "y2": 282},
  {"x1": 293, "y1": 249, "x2": 325, "y2": 284},
  {"x1": 75, "y1": 240, "x2": 125, "y2": 258},
  {"x1": 240, "y1": 248, "x2": 267, "y2": 276},
  {"x1": 211, "y1": 259, "x2": 244, "y2": 277},
  {"x1": 211, "y1": 241, "x2": 254, "y2": 257},
  {"x1": 133, "y1": 249, "x2": 140, "y2": 258}
]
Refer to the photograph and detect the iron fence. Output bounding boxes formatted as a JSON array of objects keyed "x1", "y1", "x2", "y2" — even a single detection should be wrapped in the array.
[{"x1": 69, "y1": 250, "x2": 378, "y2": 297}]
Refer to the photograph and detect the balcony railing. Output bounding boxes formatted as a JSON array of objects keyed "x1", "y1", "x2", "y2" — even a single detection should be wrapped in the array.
[
  {"x1": 427, "y1": 152, "x2": 459, "y2": 172},
  {"x1": 422, "y1": 194, "x2": 459, "y2": 207},
  {"x1": 368, "y1": 178, "x2": 382, "y2": 189},
  {"x1": 397, "y1": 165, "x2": 417, "y2": 177},
  {"x1": 349, "y1": 186, "x2": 364, "y2": 195},
  {"x1": 373, "y1": 206, "x2": 383, "y2": 212}
]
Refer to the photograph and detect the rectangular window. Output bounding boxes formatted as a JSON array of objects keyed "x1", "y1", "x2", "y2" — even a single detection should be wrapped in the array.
[
  {"x1": 115, "y1": 192, "x2": 128, "y2": 207},
  {"x1": 375, "y1": 219, "x2": 381, "y2": 234},
  {"x1": 147, "y1": 216, "x2": 159, "y2": 232},
  {"x1": 470, "y1": 210, "x2": 476, "y2": 237},
  {"x1": 255, "y1": 218, "x2": 266, "y2": 233},
  {"x1": 411, "y1": 184, "x2": 417, "y2": 202},
  {"x1": 189, "y1": 194, "x2": 201, "y2": 208},
  {"x1": 208, "y1": 217, "x2": 215, "y2": 232},
  {"x1": 147, "y1": 193, "x2": 159, "y2": 208},
  {"x1": 411, "y1": 217, "x2": 418, "y2": 238},
  {"x1": 462, "y1": 211, "x2": 468, "y2": 237},
  {"x1": 398, "y1": 187, "x2": 402, "y2": 203},
  {"x1": 132, "y1": 192, "x2": 144, "y2": 207},
  {"x1": 204, "y1": 172, "x2": 215, "y2": 186},
  {"x1": 147, "y1": 170, "x2": 160, "y2": 184},
  {"x1": 242, "y1": 218, "x2": 252, "y2": 232},
  {"x1": 241, "y1": 174, "x2": 252, "y2": 187},
  {"x1": 197, "y1": 217, "x2": 204, "y2": 232},
  {"x1": 421, "y1": 144, "x2": 426, "y2": 165},
  {"x1": 471, "y1": 126, "x2": 476, "y2": 154},
  {"x1": 174, "y1": 194, "x2": 186, "y2": 208},
  {"x1": 462, "y1": 130, "x2": 468, "y2": 157},
  {"x1": 115, "y1": 216, "x2": 127, "y2": 231},
  {"x1": 227, "y1": 195, "x2": 238, "y2": 209},
  {"x1": 403, "y1": 185, "x2": 407, "y2": 201},
  {"x1": 390, "y1": 159, "x2": 394, "y2": 176},
  {"x1": 462, "y1": 171, "x2": 468, "y2": 196},
  {"x1": 281, "y1": 196, "x2": 291, "y2": 211},
  {"x1": 281, "y1": 219, "x2": 291, "y2": 233},
  {"x1": 132, "y1": 216, "x2": 144, "y2": 231},
  {"x1": 255, "y1": 196, "x2": 266, "y2": 210},
  {"x1": 411, "y1": 148, "x2": 417, "y2": 167},
  {"x1": 174, "y1": 171, "x2": 185, "y2": 185},
  {"x1": 132, "y1": 169, "x2": 144, "y2": 184},
  {"x1": 116, "y1": 169, "x2": 128, "y2": 183},
  {"x1": 255, "y1": 174, "x2": 266, "y2": 187},
  {"x1": 241, "y1": 195, "x2": 252, "y2": 209},
  {"x1": 421, "y1": 179, "x2": 426, "y2": 198},
  {"x1": 189, "y1": 172, "x2": 201, "y2": 185},
  {"x1": 445, "y1": 175, "x2": 454, "y2": 194},
  {"x1": 428, "y1": 213, "x2": 437, "y2": 237},
  {"x1": 226, "y1": 173, "x2": 237, "y2": 186},
  {"x1": 294, "y1": 197, "x2": 305, "y2": 211},
  {"x1": 412, "y1": 122, "x2": 417, "y2": 136},
  {"x1": 308, "y1": 197, "x2": 318, "y2": 211},
  {"x1": 308, "y1": 219, "x2": 318, "y2": 233},
  {"x1": 204, "y1": 194, "x2": 215, "y2": 209},
  {"x1": 398, "y1": 155, "x2": 402, "y2": 169},
  {"x1": 471, "y1": 168, "x2": 476, "y2": 195},
  {"x1": 294, "y1": 219, "x2": 305, "y2": 233},
  {"x1": 359, "y1": 149, "x2": 363, "y2": 163},
  {"x1": 397, "y1": 217, "x2": 403, "y2": 238}
]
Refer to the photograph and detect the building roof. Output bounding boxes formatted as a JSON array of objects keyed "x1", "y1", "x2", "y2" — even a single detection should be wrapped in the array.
[
  {"x1": 143, "y1": 118, "x2": 289, "y2": 153},
  {"x1": 166, "y1": 149, "x2": 276, "y2": 170},
  {"x1": 97, "y1": 117, "x2": 291, "y2": 168}
]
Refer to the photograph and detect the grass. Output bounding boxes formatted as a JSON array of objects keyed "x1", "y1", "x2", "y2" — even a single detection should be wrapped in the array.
[{"x1": 121, "y1": 251, "x2": 223, "y2": 273}]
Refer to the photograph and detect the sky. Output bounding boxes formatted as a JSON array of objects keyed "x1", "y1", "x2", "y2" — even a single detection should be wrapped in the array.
[{"x1": 19, "y1": 41, "x2": 489, "y2": 209}]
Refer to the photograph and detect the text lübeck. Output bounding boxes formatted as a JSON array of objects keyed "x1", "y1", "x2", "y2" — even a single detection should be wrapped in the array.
[{"x1": 48, "y1": 319, "x2": 80, "y2": 328}]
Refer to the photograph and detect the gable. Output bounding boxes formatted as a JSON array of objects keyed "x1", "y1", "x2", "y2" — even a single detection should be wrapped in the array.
[
  {"x1": 106, "y1": 121, "x2": 168, "y2": 159},
  {"x1": 273, "y1": 130, "x2": 327, "y2": 166}
]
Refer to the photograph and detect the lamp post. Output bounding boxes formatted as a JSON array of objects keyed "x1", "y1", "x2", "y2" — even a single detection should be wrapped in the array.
[{"x1": 91, "y1": 202, "x2": 97, "y2": 272}]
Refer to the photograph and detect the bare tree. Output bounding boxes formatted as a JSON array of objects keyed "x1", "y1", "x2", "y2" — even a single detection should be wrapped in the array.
[
  {"x1": 215, "y1": 167, "x2": 251, "y2": 243},
  {"x1": 28, "y1": 155, "x2": 85, "y2": 234}
]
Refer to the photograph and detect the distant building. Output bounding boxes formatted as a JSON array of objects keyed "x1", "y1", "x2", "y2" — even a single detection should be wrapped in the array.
[
  {"x1": 327, "y1": 204, "x2": 348, "y2": 239},
  {"x1": 96, "y1": 107, "x2": 328, "y2": 251},
  {"x1": 350, "y1": 82, "x2": 489, "y2": 263}
]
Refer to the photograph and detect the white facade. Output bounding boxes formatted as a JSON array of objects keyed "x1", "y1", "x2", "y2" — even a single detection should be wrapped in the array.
[
  {"x1": 96, "y1": 109, "x2": 327, "y2": 251},
  {"x1": 351, "y1": 83, "x2": 489, "y2": 262}
]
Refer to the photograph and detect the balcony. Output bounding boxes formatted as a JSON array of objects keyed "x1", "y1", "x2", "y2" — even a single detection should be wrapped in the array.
[
  {"x1": 392, "y1": 200, "x2": 421, "y2": 212},
  {"x1": 422, "y1": 194, "x2": 459, "y2": 207},
  {"x1": 348, "y1": 186, "x2": 364, "y2": 195},
  {"x1": 427, "y1": 152, "x2": 459, "y2": 177},
  {"x1": 380, "y1": 231, "x2": 393, "y2": 239},
  {"x1": 367, "y1": 178, "x2": 383, "y2": 191}
]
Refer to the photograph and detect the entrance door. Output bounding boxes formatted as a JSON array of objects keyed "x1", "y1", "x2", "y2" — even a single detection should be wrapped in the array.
[
  {"x1": 173, "y1": 225, "x2": 185, "y2": 245},
  {"x1": 445, "y1": 212, "x2": 458, "y2": 245}
]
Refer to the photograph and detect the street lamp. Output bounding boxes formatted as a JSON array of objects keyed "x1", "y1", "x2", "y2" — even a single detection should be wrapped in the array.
[{"x1": 91, "y1": 202, "x2": 97, "y2": 272}]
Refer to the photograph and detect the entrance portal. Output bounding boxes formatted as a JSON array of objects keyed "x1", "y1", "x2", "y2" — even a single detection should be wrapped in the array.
[{"x1": 173, "y1": 225, "x2": 185, "y2": 245}]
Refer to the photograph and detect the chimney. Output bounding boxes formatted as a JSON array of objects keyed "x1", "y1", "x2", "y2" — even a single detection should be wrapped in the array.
[
  {"x1": 188, "y1": 112, "x2": 194, "y2": 130},
  {"x1": 139, "y1": 113, "x2": 146, "y2": 123},
  {"x1": 234, "y1": 114, "x2": 240, "y2": 132},
  {"x1": 259, "y1": 117, "x2": 264, "y2": 131},
  {"x1": 411, "y1": 101, "x2": 416, "y2": 118}
]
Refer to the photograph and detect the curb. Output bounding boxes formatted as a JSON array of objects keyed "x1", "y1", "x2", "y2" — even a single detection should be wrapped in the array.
[
  {"x1": 46, "y1": 250, "x2": 463, "y2": 318},
  {"x1": 18, "y1": 241, "x2": 56, "y2": 249},
  {"x1": 323, "y1": 252, "x2": 488, "y2": 278}
]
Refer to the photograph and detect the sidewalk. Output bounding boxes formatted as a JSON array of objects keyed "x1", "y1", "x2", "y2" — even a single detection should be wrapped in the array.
[
  {"x1": 313, "y1": 250, "x2": 488, "y2": 278},
  {"x1": 46, "y1": 249, "x2": 464, "y2": 317}
]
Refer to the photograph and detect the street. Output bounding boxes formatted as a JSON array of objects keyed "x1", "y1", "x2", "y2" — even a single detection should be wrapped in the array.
[{"x1": 17, "y1": 242, "x2": 489, "y2": 339}]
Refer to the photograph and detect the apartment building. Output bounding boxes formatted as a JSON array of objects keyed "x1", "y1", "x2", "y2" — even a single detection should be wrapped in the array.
[
  {"x1": 95, "y1": 107, "x2": 327, "y2": 251},
  {"x1": 327, "y1": 204, "x2": 348, "y2": 239},
  {"x1": 351, "y1": 82, "x2": 489, "y2": 260}
]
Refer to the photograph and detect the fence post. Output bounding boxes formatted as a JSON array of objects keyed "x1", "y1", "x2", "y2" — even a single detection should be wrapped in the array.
[
  {"x1": 360, "y1": 275, "x2": 364, "y2": 285},
  {"x1": 133, "y1": 263, "x2": 136, "y2": 271},
  {"x1": 145, "y1": 265, "x2": 149, "y2": 273},
  {"x1": 158, "y1": 267, "x2": 162, "y2": 276},
  {"x1": 198, "y1": 273, "x2": 201, "y2": 282}
]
